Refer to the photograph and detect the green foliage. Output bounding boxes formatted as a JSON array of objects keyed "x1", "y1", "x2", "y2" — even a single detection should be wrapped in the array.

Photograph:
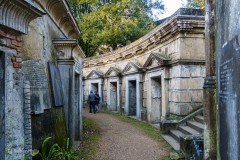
[
  {"x1": 60, "y1": 138, "x2": 76, "y2": 160},
  {"x1": 33, "y1": 137, "x2": 76, "y2": 160},
  {"x1": 185, "y1": 0, "x2": 204, "y2": 9},
  {"x1": 68, "y1": 0, "x2": 164, "y2": 57}
]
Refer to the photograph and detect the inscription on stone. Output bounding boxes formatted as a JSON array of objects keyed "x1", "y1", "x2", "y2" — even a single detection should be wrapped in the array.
[
  {"x1": 219, "y1": 36, "x2": 240, "y2": 160},
  {"x1": 75, "y1": 61, "x2": 82, "y2": 73},
  {"x1": 22, "y1": 60, "x2": 50, "y2": 113},
  {"x1": 48, "y1": 62, "x2": 64, "y2": 107}
]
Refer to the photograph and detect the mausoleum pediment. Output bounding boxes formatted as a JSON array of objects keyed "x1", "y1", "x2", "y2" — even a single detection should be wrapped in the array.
[
  {"x1": 122, "y1": 62, "x2": 143, "y2": 75},
  {"x1": 86, "y1": 70, "x2": 103, "y2": 79},
  {"x1": 143, "y1": 52, "x2": 171, "y2": 70},
  {"x1": 105, "y1": 67, "x2": 121, "y2": 77}
]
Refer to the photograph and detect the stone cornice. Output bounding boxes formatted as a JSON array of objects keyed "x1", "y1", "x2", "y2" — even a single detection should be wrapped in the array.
[
  {"x1": 86, "y1": 70, "x2": 104, "y2": 79},
  {"x1": 35, "y1": 0, "x2": 80, "y2": 39},
  {"x1": 0, "y1": 0, "x2": 45, "y2": 34},
  {"x1": 53, "y1": 39, "x2": 78, "y2": 60},
  {"x1": 83, "y1": 8, "x2": 205, "y2": 68},
  {"x1": 105, "y1": 67, "x2": 122, "y2": 78},
  {"x1": 143, "y1": 52, "x2": 171, "y2": 70}
]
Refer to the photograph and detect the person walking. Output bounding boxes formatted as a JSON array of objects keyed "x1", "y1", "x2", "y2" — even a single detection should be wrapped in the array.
[
  {"x1": 88, "y1": 91, "x2": 96, "y2": 113},
  {"x1": 95, "y1": 92, "x2": 101, "y2": 113}
]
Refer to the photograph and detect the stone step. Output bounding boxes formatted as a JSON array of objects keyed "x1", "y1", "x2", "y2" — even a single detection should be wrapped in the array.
[
  {"x1": 187, "y1": 120, "x2": 204, "y2": 132},
  {"x1": 195, "y1": 115, "x2": 204, "y2": 124},
  {"x1": 179, "y1": 125, "x2": 201, "y2": 135},
  {"x1": 170, "y1": 129, "x2": 186, "y2": 142},
  {"x1": 162, "y1": 134, "x2": 180, "y2": 152}
]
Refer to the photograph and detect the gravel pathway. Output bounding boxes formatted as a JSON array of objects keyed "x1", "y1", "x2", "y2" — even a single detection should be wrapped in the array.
[{"x1": 84, "y1": 111, "x2": 170, "y2": 160}]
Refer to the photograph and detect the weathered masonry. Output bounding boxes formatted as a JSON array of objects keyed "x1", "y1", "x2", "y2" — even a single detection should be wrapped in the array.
[
  {"x1": 0, "y1": 0, "x2": 85, "y2": 159},
  {"x1": 83, "y1": 8, "x2": 205, "y2": 157}
]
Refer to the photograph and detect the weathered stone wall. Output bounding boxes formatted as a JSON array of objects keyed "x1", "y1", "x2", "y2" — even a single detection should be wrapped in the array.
[
  {"x1": 21, "y1": 5, "x2": 69, "y2": 151},
  {"x1": 0, "y1": 0, "x2": 84, "y2": 159},
  {"x1": 169, "y1": 65, "x2": 205, "y2": 115},
  {"x1": 0, "y1": 30, "x2": 28, "y2": 159}
]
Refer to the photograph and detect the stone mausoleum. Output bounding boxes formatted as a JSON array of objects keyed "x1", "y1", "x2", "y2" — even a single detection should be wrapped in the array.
[
  {"x1": 0, "y1": 0, "x2": 85, "y2": 159},
  {"x1": 83, "y1": 8, "x2": 205, "y2": 121},
  {"x1": 83, "y1": 8, "x2": 205, "y2": 155}
]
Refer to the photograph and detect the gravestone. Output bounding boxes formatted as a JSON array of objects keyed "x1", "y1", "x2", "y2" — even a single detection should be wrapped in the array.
[
  {"x1": 0, "y1": 52, "x2": 5, "y2": 160},
  {"x1": 48, "y1": 62, "x2": 64, "y2": 107},
  {"x1": 218, "y1": 35, "x2": 240, "y2": 159},
  {"x1": 22, "y1": 60, "x2": 50, "y2": 113}
]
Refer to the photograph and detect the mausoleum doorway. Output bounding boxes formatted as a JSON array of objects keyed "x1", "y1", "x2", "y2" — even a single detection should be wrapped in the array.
[
  {"x1": 109, "y1": 82, "x2": 118, "y2": 111},
  {"x1": 128, "y1": 80, "x2": 137, "y2": 116},
  {"x1": 91, "y1": 83, "x2": 99, "y2": 93},
  {"x1": 150, "y1": 77, "x2": 162, "y2": 122}
]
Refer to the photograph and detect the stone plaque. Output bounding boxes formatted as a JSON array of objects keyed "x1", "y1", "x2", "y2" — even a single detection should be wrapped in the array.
[
  {"x1": 22, "y1": 60, "x2": 50, "y2": 113},
  {"x1": 48, "y1": 62, "x2": 64, "y2": 107},
  {"x1": 75, "y1": 61, "x2": 82, "y2": 73},
  {"x1": 218, "y1": 36, "x2": 240, "y2": 159}
]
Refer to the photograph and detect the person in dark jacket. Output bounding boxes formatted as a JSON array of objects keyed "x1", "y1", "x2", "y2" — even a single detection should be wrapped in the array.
[
  {"x1": 88, "y1": 91, "x2": 96, "y2": 113},
  {"x1": 95, "y1": 92, "x2": 100, "y2": 112}
]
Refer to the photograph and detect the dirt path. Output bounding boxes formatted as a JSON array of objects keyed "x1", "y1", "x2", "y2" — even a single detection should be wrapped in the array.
[{"x1": 84, "y1": 111, "x2": 170, "y2": 160}]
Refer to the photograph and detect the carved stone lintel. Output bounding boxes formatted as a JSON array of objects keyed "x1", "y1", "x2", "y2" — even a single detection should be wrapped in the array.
[
  {"x1": 0, "y1": 0, "x2": 45, "y2": 34},
  {"x1": 53, "y1": 39, "x2": 78, "y2": 60}
]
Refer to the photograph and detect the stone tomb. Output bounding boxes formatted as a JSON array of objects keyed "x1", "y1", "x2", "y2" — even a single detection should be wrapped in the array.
[
  {"x1": 48, "y1": 62, "x2": 64, "y2": 107},
  {"x1": 109, "y1": 82, "x2": 118, "y2": 111},
  {"x1": 22, "y1": 60, "x2": 50, "y2": 113}
]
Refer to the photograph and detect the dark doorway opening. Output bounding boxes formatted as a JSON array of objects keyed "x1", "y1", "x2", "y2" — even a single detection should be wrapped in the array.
[
  {"x1": 91, "y1": 83, "x2": 98, "y2": 94},
  {"x1": 129, "y1": 80, "x2": 136, "y2": 116}
]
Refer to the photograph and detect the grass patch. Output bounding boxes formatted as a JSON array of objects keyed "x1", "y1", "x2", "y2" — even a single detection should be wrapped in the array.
[{"x1": 76, "y1": 117, "x2": 101, "y2": 160}]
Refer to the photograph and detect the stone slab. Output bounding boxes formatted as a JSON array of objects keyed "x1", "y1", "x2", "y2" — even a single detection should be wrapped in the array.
[
  {"x1": 218, "y1": 35, "x2": 240, "y2": 159},
  {"x1": 22, "y1": 60, "x2": 50, "y2": 113},
  {"x1": 48, "y1": 62, "x2": 64, "y2": 107}
]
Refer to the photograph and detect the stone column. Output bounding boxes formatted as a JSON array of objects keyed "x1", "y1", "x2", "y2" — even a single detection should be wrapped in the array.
[
  {"x1": 139, "y1": 80, "x2": 143, "y2": 119},
  {"x1": 58, "y1": 59, "x2": 75, "y2": 145},
  {"x1": 203, "y1": 0, "x2": 217, "y2": 159},
  {"x1": 161, "y1": 67, "x2": 169, "y2": 120},
  {"x1": 118, "y1": 78, "x2": 122, "y2": 112},
  {"x1": 53, "y1": 39, "x2": 78, "y2": 146}
]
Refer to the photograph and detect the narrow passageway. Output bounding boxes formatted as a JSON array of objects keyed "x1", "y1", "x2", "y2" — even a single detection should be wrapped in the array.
[{"x1": 84, "y1": 111, "x2": 170, "y2": 160}]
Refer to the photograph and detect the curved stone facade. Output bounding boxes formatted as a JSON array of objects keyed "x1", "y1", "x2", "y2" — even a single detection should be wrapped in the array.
[{"x1": 83, "y1": 8, "x2": 206, "y2": 122}]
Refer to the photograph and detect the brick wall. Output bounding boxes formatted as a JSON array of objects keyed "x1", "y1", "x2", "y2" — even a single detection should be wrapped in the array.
[{"x1": 0, "y1": 28, "x2": 22, "y2": 68}]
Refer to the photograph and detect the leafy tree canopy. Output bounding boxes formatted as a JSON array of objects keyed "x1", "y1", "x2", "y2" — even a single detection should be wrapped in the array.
[
  {"x1": 185, "y1": 0, "x2": 204, "y2": 9},
  {"x1": 68, "y1": 0, "x2": 164, "y2": 57}
]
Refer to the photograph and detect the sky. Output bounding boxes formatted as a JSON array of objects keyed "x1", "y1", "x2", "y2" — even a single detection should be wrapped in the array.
[{"x1": 153, "y1": 0, "x2": 187, "y2": 20}]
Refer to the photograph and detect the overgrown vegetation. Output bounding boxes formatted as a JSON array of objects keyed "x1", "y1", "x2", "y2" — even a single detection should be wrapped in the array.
[
  {"x1": 67, "y1": 0, "x2": 165, "y2": 57},
  {"x1": 185, "y1": 0, "x2": 204, "y2": 9},
  {"x1": 32, "y1": 137, "x2": 76, "y2": 160},
  {"x1": 75, "y1": 117, "x2": 101, "y2": 160}
]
